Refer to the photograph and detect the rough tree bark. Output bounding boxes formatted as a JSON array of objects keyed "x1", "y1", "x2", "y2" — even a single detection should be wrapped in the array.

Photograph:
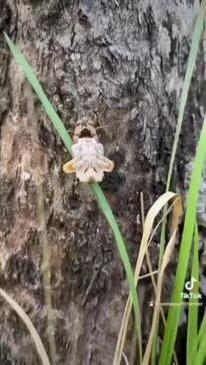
[{"x1": 0, "y1": 0, "x2": 204, "y2": 364}]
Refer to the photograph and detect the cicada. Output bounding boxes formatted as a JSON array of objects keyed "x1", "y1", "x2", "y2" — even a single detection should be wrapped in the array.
[{"x1": 63, "y1": 119, "x2": 114, "y2": 183}]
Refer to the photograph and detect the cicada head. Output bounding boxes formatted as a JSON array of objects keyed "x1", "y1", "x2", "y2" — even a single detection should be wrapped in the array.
[
  {"x1": 73, "y1": 118, "x2": 98, "y2": 143},
  {"x1": 63, "y1": 118, "x2": 114, "y2": 183}
]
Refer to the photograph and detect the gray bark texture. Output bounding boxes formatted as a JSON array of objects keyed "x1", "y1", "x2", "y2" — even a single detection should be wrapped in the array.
[{"x1": 0, "y1": 0, "x2": 204, "y2": 364}]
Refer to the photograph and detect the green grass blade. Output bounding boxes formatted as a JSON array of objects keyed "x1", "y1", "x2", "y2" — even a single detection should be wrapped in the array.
[
  {"x1": 159, "y1": 118, "x2": 206, "y2": 365},
  {"x1": 165, "y1": 0, "x2": 206, "y2": 194},
  {"x1": 196, "y1": 324, "x2": 206, "y2": 365},
  {"x1": 197, "y1": 314, "x2": 206, "y2": 345},
  {"x1": 155, "y1": 3, "x2": 206, "y2": 363},
  {"x1": 186, "y1": 221, "x2": 199, "y2": 365},
  {"x1": 158, "y1": 0, "x2": 206, "y2": 292},
  {"x1": 91, "y1": 183, "x2": 142, "y2": 361},
  {"x1": 4, "y1": 34, "x2": 142, "y2": 363},
  {"x1": 158, "y1": 0, "x2": 206, "y2": 278},
  {"x1": 196, "y1": 346, "x2": 206, "y2": 365},
  {"x1": 4, "y1": 33, "x2": 73, "y2": 154}
]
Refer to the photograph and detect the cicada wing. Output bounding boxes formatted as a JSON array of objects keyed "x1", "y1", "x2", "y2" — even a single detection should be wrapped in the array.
[
  {"x1": 101, "y1": 157, "x2": 114, "y2": 172},
  {"x1": 76, "y1": 159, "x2": 104, "y2": 183},
  {"x1": 63, "y1": 159, "x2": 76, "y2": 173}
]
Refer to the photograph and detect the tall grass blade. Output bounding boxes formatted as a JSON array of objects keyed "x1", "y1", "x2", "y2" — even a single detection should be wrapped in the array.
[
  {"x1": 156, "y1": 3, "x2": 206, "y2": 361},
  {"x1": 4, "y1": 33, "x2": 73, "y2": 154},
  {"x1": 165, "y1": 0, "x2": 206, "y2": 195},
  {"x1": 91, "y1": 183, "x2": 142, "y2": 361},
  {"x1": 158, "y1": 0, "x2": 206, "y2": 295},
  {"x1": 197, "y1": 313, "x2": 206, "y2": 344},
  {"x1": 196, "y1": 329, "x2": 206, "y2": 365},
  {"x1": 159, "y1": 118, "x2": 206, "y2": 365},
  {"x1": 195, "y1": 313, "x2": 206, "y2": 364},
  {"x1": 0, "y1": 288, "x2": 51, "y2": 365},
  {"x1": 186, "y1": 221, "x2": 199, "y2": 365},
  {"x1": 4, "y1": 34, "x2": 142, "y2": 363}
]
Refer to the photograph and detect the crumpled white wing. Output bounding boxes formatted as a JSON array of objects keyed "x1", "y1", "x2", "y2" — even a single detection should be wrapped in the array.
[
  {"x1": 75, "y1": 159, "x2": 104, "y2": 183},
  {"x1": 97, "y1": 157, "x2": 114, "y2": 172},
  {"x1": 63, "y1": 138, "x2": 114, "y2": 183}
]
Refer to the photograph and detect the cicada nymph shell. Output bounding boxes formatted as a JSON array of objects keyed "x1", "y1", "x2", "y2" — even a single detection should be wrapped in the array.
[{"x1": 63, "y1": 119, "x2": 114, "y2": 183}]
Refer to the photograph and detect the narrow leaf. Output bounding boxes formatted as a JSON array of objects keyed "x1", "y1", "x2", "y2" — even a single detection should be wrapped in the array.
[
  {"x1": 159, "y1": 118, "x2": 206, "y2": 365},
  {"x1": 0, "y1": 288, "x2": 51, "y2": 365}
]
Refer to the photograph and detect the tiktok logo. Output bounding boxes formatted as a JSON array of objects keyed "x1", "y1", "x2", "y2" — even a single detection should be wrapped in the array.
[
  {"x1": 180, "y1": 276, "x2": 202, "y2": 300},
  {"x1": 185, "y1": 276, "x2": 197, "y2": 291}
]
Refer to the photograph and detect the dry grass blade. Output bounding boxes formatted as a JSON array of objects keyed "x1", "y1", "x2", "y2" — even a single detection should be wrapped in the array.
[
  {"x1": 145, "y1": 199, "x2": 180, "y2": 365},
  {"x1": 135, "y1": 192, "x2": 177, "y2": 281},
  {"x1": 122, "y1": 352, "x2": 130, "y2": 365},
  {"x1": 170, "y1": 197, "x2": 183, "y2": 235},
  {"x1": 139, "y1": 194, "x2": 178, "y2": 365},
  {"x1": 0, "y1": 288, "x2": 51, "y2": 365},
  {"x1": 138, "y1": 271, "x2": 158, "y2": 280},
  {"x1": 142, "y1": 231, "x2": 177, "y2": 365},
  {"x1": 113, "y1": 192, "x2": 178, "y2": 365}
]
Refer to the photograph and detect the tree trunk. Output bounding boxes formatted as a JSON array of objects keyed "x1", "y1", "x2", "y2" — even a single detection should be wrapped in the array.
[{"x1": 0, "y1": 0, "x2": 203, "y2": 364}]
